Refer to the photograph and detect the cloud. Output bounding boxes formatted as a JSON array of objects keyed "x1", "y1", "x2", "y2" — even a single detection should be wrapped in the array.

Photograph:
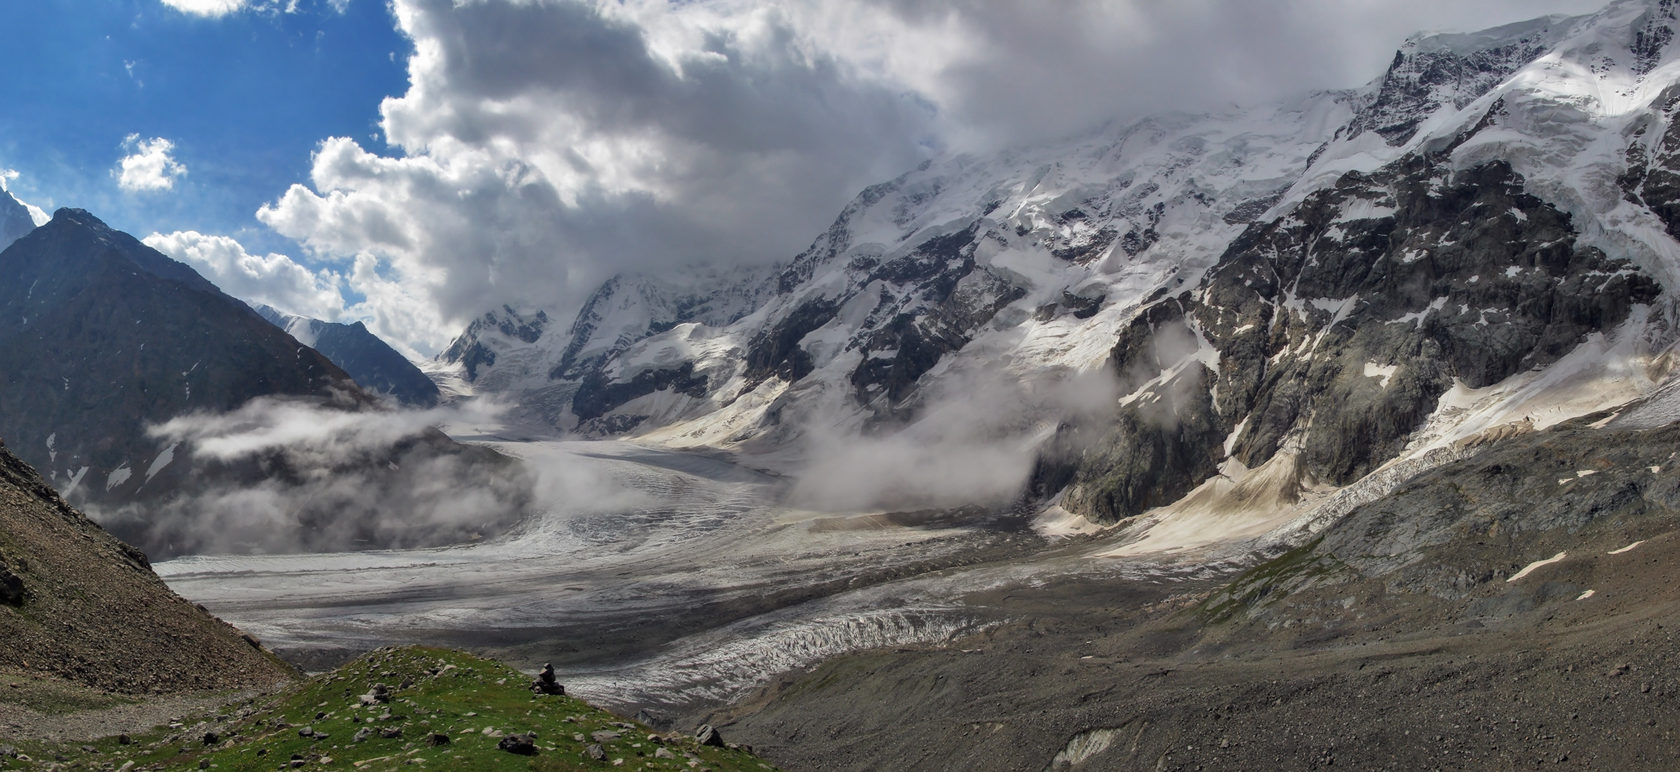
[
  {"x1": 249, "y1": 0, "x2": 1607, "y2": 357},
  {"x1": 115, "y1": 135, "x2": 187, "y2": 192},
  {"x1": 158, "y1": 0, "x2": 314, "y2": 16},
  {"x1": 159, "y1": 0, "x2": 248, "y2": 17},
  {"x1": 257, "y1": 0, "x2": 937, "y2": 355},
  {"x1": 142, "y1": 230, "x2": 347, "y2": 322}
]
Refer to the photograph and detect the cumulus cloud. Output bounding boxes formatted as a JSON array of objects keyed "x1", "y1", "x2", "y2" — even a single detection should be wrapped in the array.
[
  {"x1": 115, "y1": 135, "x2": 187, "y2": 192},
  {"x1": 258, "y1": 0, "x2": 937, "y2": 354},
  {"x1": 252, "y1": 0, "x2": 1605, "y2": 355},
  {"x1": 143, "y1": 230, "x2": 347, "y2": 322}
]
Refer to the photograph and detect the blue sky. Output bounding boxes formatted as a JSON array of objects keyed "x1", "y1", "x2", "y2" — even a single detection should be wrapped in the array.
[{"x1": 0, "y1": 0, "x2": 407, "y2": 255}]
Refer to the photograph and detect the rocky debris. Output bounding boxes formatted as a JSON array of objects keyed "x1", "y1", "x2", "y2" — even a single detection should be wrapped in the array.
[
  {"x1": 585, "y1": 743, "x2": 608, "y2": 761},
  {"x1": 634, "y1": 708, "x2": 672, "y2": 731},
  {"x1": 0, "y1": 439, "x2": 297, "y2": 695},
  {"x1": 530, "y1": 663, "x2": 564, "y2": 696},
  {"x1": 590, "y1": 729, "x2": 621, "y2": 743},
  {"x1": 352, "y1": 727, "x2": 372, "y2": 743},
  {"x1": 359, "y1": 683, "x2": 390, "y2": 705},
  {"x1": 0, "y1": 560, "x2": 24, "y2": 606},
  {"x1": 497, "y1": 733, "x2": 538, "y2": 755},
  {"x1": 695, "y1": 724, "x2": 725, "y2": 748}
]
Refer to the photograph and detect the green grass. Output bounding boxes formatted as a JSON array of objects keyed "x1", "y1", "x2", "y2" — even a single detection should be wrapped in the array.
[
  {"x1": 1, "y1": 647, "x2": 777, "y2": 771},
  {"x1": 1196, "y1": 537, "x2": 1345, "y2": 624}
]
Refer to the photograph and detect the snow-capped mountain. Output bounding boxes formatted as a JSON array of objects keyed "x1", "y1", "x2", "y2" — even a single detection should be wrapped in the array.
[
  {"x1": 254, "y1": 304, "x2": 441, "y2": 408},
  {"x1": 445, "y1": 0, "x2": 1680, "y2": 528},
  {"x1": 0, "y1": 188, "x2": 35, "y2": 252}
]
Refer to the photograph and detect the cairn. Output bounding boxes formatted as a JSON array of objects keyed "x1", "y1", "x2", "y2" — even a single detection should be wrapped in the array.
[{"x1": 531, "y1": 662, "x2": 564, "y2": 696}]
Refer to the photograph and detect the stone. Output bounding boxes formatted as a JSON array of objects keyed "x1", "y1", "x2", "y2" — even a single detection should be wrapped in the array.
[
  {"x1": 361, "y1": 683, "x2": 392, "y2": 706},
  {"x1": 695, "y1": 724, "x2": 725, "y2": 747},
  {"x1": 585, "y1": 744, "x2": 608, "y2": 762},
  {"x1": 427, "y1": 732, "x2": 450, "y2": 746},
  {"x1": 353, "y1": 728, "x2": 373, "y2": 743},
  {"x1": 497, "y1": 733, "x2": 538, "y2": 756}
]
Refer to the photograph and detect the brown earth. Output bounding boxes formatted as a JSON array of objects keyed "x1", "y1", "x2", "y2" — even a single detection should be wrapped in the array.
[{"x1": 0, "y1": 439, "x2": 296, "y2": 706}]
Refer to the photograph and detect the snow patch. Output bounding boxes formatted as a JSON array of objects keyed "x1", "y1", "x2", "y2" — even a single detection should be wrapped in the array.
[
  {"x1": 145, "y1": 443, "x2": 178, "y2": 482},
  {"x1": 1363, "y1": 362, "x2": 1398, "y2": 389},
  {"x1": 104, "y1": 465, "x2": 133, "y2": 492},
  {"x1": 1608, "y1": 540, "x2": 1645, "y2": 555},
  {"x1": 1507, "y1": 551, "x2": 1567, "y2": 582}
]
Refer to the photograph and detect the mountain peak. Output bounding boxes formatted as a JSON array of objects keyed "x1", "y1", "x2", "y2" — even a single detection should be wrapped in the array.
[{"x1": 0, "y1": 189, "x2": 32, "y2": 252}]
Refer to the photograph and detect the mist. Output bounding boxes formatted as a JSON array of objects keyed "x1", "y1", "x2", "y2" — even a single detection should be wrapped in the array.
[
  {"x1": 788, "y1": 367, "x2": 1120, "y2": 514},
  {"x1": 92, "y1": 397, "x2": 537, "y2": 559}
]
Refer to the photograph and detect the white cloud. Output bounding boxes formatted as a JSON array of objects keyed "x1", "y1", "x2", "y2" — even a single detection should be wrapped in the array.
[
  {"x1": 114, "y1": 135, "x2": 186, "y2": 192},
  {"x1": 159, "y1": 0, "x2": 248, "y2": 17},
  {"x1": 254, "y1": 0, "x2": 1608, "y2": 356},
  {"x1": 143, "y1": 231, "x2": 347, "y2": 322}
]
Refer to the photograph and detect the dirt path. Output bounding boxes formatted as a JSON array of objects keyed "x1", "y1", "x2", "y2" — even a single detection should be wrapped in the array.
[{"x1": 0, "y1": 684, "x2": 277, "y2": 745}]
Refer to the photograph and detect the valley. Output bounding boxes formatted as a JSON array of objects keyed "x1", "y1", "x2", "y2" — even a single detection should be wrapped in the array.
[{"x1": 10, "y1": 0, "x2": 1680, "y2": 769}]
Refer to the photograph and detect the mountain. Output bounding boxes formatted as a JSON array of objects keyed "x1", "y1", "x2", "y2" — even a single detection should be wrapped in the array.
[
  {"x1": 0, "y1": 208, "x2": 358, "y2": 497},
  {"x1": 0, "y1": 209, "x2": 531, "y2": 559},
  {"x1": 0, "y1": 437, "x2": 295, "y2": 694},
  {"x1": 254, "y1": 304, "x2": 441, "y2": 408},
  {"x1": 438, "y1": 265, "x2": 774, "y2": 431},
  {"x1": 0, "y1": 189, "x2": 34, "y2": 252},
  {"x1": 443, "y1": 0, "x2": 1680, "y2": 528}
]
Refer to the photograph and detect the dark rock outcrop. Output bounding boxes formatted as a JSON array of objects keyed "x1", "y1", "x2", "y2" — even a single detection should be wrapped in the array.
[{"x1": 1066, "y1": 154, "x2": 1660, "y2": 524}]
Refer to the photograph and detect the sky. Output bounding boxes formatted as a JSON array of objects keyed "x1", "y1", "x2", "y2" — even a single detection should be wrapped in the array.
[{"x1": 0, "y1": 0, "x2": 1614, "y2": 358}]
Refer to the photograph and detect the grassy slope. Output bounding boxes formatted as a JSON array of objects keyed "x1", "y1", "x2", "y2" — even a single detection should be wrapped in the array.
[{"x1": 1, "y1": 647, "x2": 775, "y2": 772}]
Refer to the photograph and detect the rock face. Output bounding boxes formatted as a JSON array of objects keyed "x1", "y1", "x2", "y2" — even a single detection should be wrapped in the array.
[
  {"x1": 0, "y1": 438, "x2": 296, "y2": 693},
  {"x1": 254, "y1": 305, "x2": 441, "y2": 408},
  {"x1": 445, "y1": 1, "x2": 1680, "y2": 529},
  {"x1": 1063, "y1": 151, "x2": 1661, "y2": 524}
]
